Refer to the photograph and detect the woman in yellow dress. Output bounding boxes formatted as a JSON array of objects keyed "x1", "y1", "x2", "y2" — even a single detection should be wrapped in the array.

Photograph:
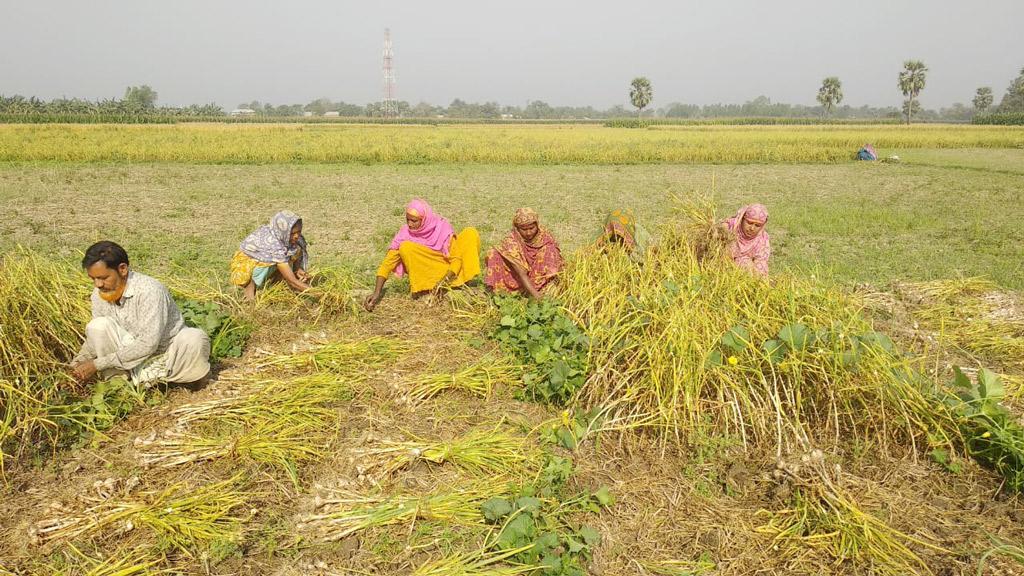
[
  {"x1": 229, "y1": 210, "x2": 311, "y2": 301},
  {"x1": 364, "y1": 199, "x2": 480, "y2": 312}
]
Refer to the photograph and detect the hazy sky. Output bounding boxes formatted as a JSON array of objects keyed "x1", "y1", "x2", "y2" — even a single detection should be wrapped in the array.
[{"x1": 2, "y1": 0, "x2": 1021, "y2": 109}]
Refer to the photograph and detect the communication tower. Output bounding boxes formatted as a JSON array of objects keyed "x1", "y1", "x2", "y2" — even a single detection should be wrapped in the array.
[{"x1": 382, "y1": 28, "x2": 396, "y2": 118}]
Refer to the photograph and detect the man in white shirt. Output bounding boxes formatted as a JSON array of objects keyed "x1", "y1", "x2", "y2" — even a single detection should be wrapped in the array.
[{"x1": 71, "y1": 241, "x2": 211, "y2": 386}]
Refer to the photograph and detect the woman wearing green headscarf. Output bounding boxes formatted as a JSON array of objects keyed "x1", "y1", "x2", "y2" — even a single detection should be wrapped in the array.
[{"x1": 596, "y1": 208, "x2": 653, "y2": 263}]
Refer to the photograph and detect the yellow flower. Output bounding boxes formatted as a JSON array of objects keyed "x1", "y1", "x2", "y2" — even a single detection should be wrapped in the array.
[
  {"x1": 727, "y1": 356, "x2": 739, "y2": 366},
  {"x1": 561, "y1": 410, "x2": 571, "y2": 427},
  {"x1": 981, "y1": 431, "x2": 992, "y2": 439}
]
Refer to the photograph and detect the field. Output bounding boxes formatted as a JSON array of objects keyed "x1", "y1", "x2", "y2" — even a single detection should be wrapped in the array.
[
  {"x1": 1, "y1": 123, "x2": 1024, "y2": 576},
  {"x1": 1, "y1": 123, "x2": 1023, "y2": 164}
]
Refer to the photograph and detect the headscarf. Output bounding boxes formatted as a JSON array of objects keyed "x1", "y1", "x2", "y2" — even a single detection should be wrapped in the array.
[
  {"x1": 490, "y1": 209, "x2": 563, "y2": 290},
  {"x1": 387, "y1": 199, "x2": 455, "y2": 277},
  {"x1": 513, "y1": 207, "x2": 538, "y2": 227},
  {"x1": 724, "y1": 204, "x2": 770, "y2": 276},
  {"x1": 598, "y1": 208, "x2": 652, "y2": 262},
  {"x1": 513, "y1": 208, "x2": 545, "y2": 248},
  {"x1": 239, "y1": 210, "x2": 308, "y2": 266}
]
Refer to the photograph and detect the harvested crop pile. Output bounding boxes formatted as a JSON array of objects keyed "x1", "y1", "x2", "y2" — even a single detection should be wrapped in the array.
[
  {"x1": 557, "y1": 204, "x2": 959, "y2": 456},
  {"x1": 0, "y1": 247, "x2": 91, "y2": 470},
  {"x1": 897, "y1": 277, "x2": 1024, "y2": 369}
]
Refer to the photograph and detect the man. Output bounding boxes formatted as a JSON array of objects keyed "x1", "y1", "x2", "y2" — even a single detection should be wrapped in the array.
[{"x1": 71, "y1": 241, "x2": 211, "y2": 386}]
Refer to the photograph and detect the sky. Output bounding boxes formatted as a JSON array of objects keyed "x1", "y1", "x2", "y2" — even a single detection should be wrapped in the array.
[{"x1": 2, "y1": 0, "x2": 1022, "y2": 110}]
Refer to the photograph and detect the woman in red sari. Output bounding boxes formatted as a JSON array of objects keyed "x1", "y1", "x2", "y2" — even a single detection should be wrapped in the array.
[{"x1": 484, "y1": 208, "x2": 563, "y2": 299}]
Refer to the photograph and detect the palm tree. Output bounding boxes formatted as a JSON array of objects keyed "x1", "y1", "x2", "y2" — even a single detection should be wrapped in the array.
[
  {"x1": 630, "y1": 77, "x2": 653, "y2": 120},
  {"x1": 898, "y1": 60, "x2": 928, "y2": 124},
  {"x1": 816, "y1": 77, "x2": 843, "y2": 117},
  {"x1": 973, "y1": 87, "x2": 993, "y2": 113}
]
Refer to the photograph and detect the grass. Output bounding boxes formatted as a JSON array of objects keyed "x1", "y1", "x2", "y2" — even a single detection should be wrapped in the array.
[
  {"x1": 0, "y1": 124, "x2": 1021, "y2": 164},
  {"x1": 978, "y1": 539, "x2": 1024, "y2": 575},
  {"x1": 897, "y1": 148, "x2": 1024, "y2": 175}
]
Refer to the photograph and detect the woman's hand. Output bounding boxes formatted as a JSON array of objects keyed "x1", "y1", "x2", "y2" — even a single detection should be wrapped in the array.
[
  {"x1": 363, "y1": 292, "x2": 380, "y2": 312},
  {"x1": 295, "y1": 268, "x2": 311, "y2": 283},
  {"x1": 278, "y1": 262, "x2": 311, "y2": 293},
  {"x1": 364, "y1": 276, "x2": 387, "y2": 312}
]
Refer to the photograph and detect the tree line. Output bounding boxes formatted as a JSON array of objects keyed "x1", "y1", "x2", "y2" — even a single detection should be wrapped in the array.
[
  {"x1": 810, "y1": 63, "x2": 1023, "y2": 124},
  {"x1": 0, "y1": 86, "x2": 223, "y2": 117},
  {"x1": 2, "y1": 66, "x2": 1022, "y2": 122}
]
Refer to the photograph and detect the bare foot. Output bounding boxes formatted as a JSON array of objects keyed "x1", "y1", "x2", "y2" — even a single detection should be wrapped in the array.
[{"x1": 243, "y1": 281, "x2": 256, "y2": 301}]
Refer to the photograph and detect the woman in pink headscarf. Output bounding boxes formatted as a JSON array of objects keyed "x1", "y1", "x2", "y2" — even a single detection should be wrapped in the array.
[
  {"x1": 723, "y1": 204, "x2": 771, "y2": 277},
  {"x1": 364, "y1": 199, "x2": 481, "y2": 311}
]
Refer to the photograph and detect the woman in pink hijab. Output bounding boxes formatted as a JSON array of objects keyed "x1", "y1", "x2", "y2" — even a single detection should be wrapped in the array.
[
  {"x1": 723, "y1": 204, "x2": 771, "y2": 277},
  {"x1": 364, "y1": 199, "x2": 481, "y2": 311}
]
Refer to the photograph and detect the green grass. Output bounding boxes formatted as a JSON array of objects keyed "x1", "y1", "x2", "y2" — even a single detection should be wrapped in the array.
[
  {"x1": 895, "y1": 148, "x2": 1024, "y2": 175},
  {"x1": 1, "y1": 156, "x2": 1021, "y2": 289}
]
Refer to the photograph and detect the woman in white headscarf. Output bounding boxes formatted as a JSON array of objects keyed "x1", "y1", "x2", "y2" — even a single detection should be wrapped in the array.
[{"x1": 229, "y1": 210, "x2": 311, "y2": 300}]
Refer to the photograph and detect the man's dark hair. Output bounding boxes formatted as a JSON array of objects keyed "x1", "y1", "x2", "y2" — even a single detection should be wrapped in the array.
[{"x1": 82, "y1": 241, "x2": 129, "y2": 270}]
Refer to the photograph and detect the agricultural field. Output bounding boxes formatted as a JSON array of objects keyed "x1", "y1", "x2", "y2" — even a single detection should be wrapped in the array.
[
  {"x1": 1, "y1": 123, "x2": 1024, "y2": 576},
  {"x1": 1, "y1": 123, "x2": 1023, "y2": 164}
]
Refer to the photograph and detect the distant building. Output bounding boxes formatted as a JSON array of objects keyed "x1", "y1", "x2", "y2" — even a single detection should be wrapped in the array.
[
  {"x1": 230, "y1": 108, "x2": 256, "y2": 117},
  {"x1": 303, "y1": 111, "x2": 313, "y2": 117},
  {"x1": 324, "y1": 111, "x2": 340, "y2": 117}
]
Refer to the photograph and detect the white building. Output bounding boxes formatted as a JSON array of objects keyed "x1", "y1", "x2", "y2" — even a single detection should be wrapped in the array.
[{"x1": 230, "y1": 108, "x2": 256, "y2": 117}]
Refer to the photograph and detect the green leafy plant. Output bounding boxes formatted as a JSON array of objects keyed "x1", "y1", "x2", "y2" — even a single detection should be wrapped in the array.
[
  {"x1": 492, "y1": 296, "x2": 588, "y2": 406},
  {"x1": 481, "y1": 488, "x2": 610, "y2": 575},
  {"x1": 175, "y1": 298, "x2": 252, "y2": 362},
  {"x1": 708, "y1": 322, "x2": 898, "y2": 369},
  {"x1": 540, "y1": 408, "x2": 604, "y2": 450},
  {"x1": 928, "y1": 447, "x2": 962, "y2": 474},
  {"x1": 978, "y1": 536, "x2": 1024, "y2": 575},
  {"x1": 52, "y1": 376, "x2": 148, "y2": 447},
  {"x1": 945, "y1": 367, "x2": 1024, "y2": 491},
  {"x1": 475, "y1": 448, "x2": 613, "y2": 575}
]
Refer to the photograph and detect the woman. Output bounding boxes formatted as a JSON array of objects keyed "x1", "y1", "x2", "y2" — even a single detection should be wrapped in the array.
[
  {"x1": 364, "y1": 199, "x2": 480, "y2": 311},
  {"x1": 230, "y1": 210, "x2": 311, "y2": 300},
  {"x1": 723, "y1": 204, "x2": 770, "y2": 277},
  {"x1": 484, "y1": 208, "x2": 563, "y2": 298},
  {"x1": 597, "y1": 208, "x2": 652, "y2": 263}
]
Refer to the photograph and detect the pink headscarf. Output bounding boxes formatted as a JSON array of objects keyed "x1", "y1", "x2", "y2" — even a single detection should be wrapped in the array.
[
  {"x1": 724, "y1": 204, "x2": 771, "y2": 277},
  {"x1": 387, "y1": 199, "x2": 455, "y2": 277}
]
